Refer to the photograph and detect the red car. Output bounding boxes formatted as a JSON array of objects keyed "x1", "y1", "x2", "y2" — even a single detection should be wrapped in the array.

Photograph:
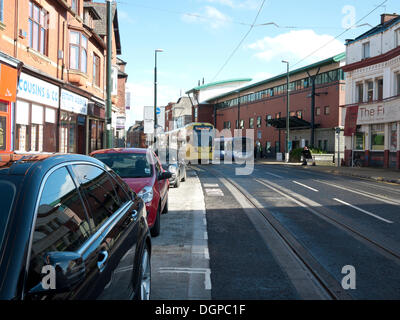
[{"x1": 91, "y1": 148, "x2": 171, "y2": 237}]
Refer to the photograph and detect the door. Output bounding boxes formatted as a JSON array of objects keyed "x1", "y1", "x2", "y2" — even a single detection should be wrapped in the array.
[{"x1": 71, "y1": 164, "x2": 140, "y2": 299}]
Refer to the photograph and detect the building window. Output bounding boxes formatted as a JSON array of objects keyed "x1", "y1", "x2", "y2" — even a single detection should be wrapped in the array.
[
  {"x1": 367, "y1": 81, "x2": 373, "y2": 102},
  {"x1": 275, "y1": 112, "x2": 281, "y2": 119},
  {"x1": 362, "y1": 42, "x2": 370, "y2": 59},
  {"x1": 240, "y1": 120, "x2": 244, "y2": 129},
  {"x1": 396, "y1": 28, "x2": 400, "y2": 47},
  {"x1": 396, "y1": 74, "x2": 400, "y2": 96},
  {"x1": 223, "y1": 121, "x2": 231, "y2": 129},
  {"x1": 235, "y1": 119, "x2": 239, "y2": 129},
  {"x1": 71, "y1": 0, "x2": 79, "y2": 14},
  {"x1": 93, "y1": 53, "x2": 101, "y2": 87},
  {"x1": 371, "y1": 124, "x2": 384, "y2": 151},
  {"x1": 257, "y1": 116, "x2": 262, "y2": 128},
  {"x1": 266, "y1": 115, "x2": 272, "y2": 127},
  {"x1": 111, "y1": 66, "x2": 118, "y2": 95},
  {"x1": 275, "y1": 141, "x2": 280, "y2": 153},
  {"x1": 324, "y1": 106, "x2": 330, "y2": 115},
  {"x1": 390, "y1": 123, "x2": 397, "y2": 152},
  {"x1": 69, "y1": 31, "x2": 87, "y2": 73},
  {"x1": 290, "y1": 111, "x2": 296, "y2": 117},
  {"x1": 377, "y1": 79, "x2": 383, "y2": 101},
  {"x1": 249, "y1": 118, "x2": 254, "y2": 129},
  {"x1": 316, "y1": 107, "x2": 321, "y2": 116},
  {"x1": 354, "y1": 132, "x2": 365, "y2": 150},
  {"x1": 0, "y1": 0, "x2": 3, "y2": 23},
  {"x1": 356, "y1": 83, "x2": 364, "y2": 103},
  {"x1": 29, "y1": 1, "x2": 48, "y2": 55},
  {"x1": 296, "y1": 110, "x2": 303, "y2": 119}
]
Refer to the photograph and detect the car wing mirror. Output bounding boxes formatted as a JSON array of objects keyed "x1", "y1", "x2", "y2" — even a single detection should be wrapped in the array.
[
  {"x1": 158, "y1": 171, "x2": 172, "y2": 181},
  {"x1": 28, "y1": 251, "x2": 86, "y2": 295}
]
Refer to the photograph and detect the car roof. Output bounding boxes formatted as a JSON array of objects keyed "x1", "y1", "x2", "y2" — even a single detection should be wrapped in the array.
[
  {"x1": 0, "y1": 153, "x2": 106, "y2": 176},
  {"x1": 90, "y1": 148, "x2": 149, "y2": 155}
]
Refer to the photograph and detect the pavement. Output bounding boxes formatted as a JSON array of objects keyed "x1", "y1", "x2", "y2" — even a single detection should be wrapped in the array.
[
  {"x1": 150, "y1": 169, "x2": 211, "y2": 300},
  {"x1": 255, "y1": 159, "x2": 400, "y2": 185}
]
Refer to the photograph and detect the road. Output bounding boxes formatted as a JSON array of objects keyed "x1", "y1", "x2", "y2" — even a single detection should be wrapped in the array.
[{"x1": 193, "y1": 163, "x2": 400, "y2": 300}]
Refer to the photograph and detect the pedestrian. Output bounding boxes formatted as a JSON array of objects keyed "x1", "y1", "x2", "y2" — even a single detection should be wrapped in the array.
[{"x1": 301, "y1": 146, "x2": 312, "y2": 165}]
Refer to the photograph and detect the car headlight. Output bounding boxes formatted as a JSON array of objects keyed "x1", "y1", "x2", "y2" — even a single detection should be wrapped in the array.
[
  {"x1": 138, "y1": 186, "x2": 153, "y2": 203},
  {"x1": 168, "y1": 165, "x2": 177, "y2": 174}
]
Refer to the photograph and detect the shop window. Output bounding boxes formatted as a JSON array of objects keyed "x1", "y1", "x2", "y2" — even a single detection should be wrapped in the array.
[
  {"x1": 31, "y1": 104, "x2": 44, "y2": 152},
  {"x1": 60, "y1": 111, "x2": 77, "y2": 153},
  {"x1": 29, "y1": 1, "x2": 48, "y2": 55},
  {"x1": 390, "y1": 123, "x2": 397, "y2": 152},
  {"x1": 354, "y1": 132, "x2": 365, "y2": 150},
  {"x1": 69, "y1": 31, "x2": 88, "y2": 73},
  {"x1": 371, "y1": 124, "x2": 385, "y2": 151}
]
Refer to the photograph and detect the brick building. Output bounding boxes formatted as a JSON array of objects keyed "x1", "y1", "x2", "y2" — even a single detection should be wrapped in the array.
[
  {"x1": 343, "y1": 14, "x2": 400, "y2": 169},
  {"x1": 203, "y1": 54, "x2": 346, "y2": 159},
  {"x1": 0, "y1": 0, "x2": 124, "y2": 161}
]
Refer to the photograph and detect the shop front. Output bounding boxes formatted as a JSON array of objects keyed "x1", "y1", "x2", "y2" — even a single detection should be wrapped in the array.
[
  {"x1": 15, "y1": 72, "x2": 59, "y2": 153},
  {"x1": 87, "y1": 98, "x2": 105, "y2": 154},
  {"x1": 0, "y1": 62, "x2": 18, "y2": 156},
  {"x1": 60, "y1": 89, "x2": 88, "y2": 155}
]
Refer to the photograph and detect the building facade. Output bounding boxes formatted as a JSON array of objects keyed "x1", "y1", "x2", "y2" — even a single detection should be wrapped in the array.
[
  {"x1": 343, "y1": 14, "x2": 400, "y2": 169},
  {"x1": 0, "y1": 0, "x2": 124, "y2": 160},
  {"x1": 205, "y1": 54, "x2": 346, "y2": 159}
]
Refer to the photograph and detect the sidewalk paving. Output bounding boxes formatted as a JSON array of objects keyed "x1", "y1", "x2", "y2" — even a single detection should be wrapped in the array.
[{"x1": 255, "y1": 159, "x2": 400, "y2": 185}]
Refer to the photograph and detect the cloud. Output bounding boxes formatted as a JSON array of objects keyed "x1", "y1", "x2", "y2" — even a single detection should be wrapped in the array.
[
  {"x1": 181, "y1": 6, "x2": 231, "y2": 29},
  {"x1": 247, "y1": 30, "x2": 345, "y2": 65},
  {"x1": 118, "y1": 9, "x2": 135, "y2": 24}
]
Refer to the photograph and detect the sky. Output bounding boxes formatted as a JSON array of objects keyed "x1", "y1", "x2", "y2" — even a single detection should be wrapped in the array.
[{"x1": 114, "y1": 0, "x2": 398, "y2": 126}]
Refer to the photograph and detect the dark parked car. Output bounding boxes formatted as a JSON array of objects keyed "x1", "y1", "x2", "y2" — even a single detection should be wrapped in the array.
[
  {"x1": 0, "y1": 153, "x2": 151, "y2": 300},
  {"x1": 158, "y1": 149, "x2": 187, "y2": 188}
]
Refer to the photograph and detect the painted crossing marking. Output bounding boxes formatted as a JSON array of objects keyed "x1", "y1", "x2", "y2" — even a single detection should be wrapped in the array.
[
  {"x1": 205, "y1": 188, "x2": 224, "y2": 197},
  {"x1": 264, "y1": 172, "x2": 283, "y2": 179},
  {"x1": 333, "y1": 198, "x2": 394, "y2": 224}
]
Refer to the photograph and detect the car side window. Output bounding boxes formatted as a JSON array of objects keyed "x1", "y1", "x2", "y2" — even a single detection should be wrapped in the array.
[
  {"x1": 27, "y1": 167, "x2": 91, "y2": 291},
  {"x1": 108, "y1": 170, "x2": 135, "y2": 202},
  {"x1": 72, "y1": 164, "x2": 123, "y2": 231}
]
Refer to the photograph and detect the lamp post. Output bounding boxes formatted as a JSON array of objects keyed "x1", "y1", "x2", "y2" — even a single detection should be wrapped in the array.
[
  {"x1": 105, "y1": 0, "x2": 113, "y2": 148},
  {"x1": 154, "y1": 49, "x2": 164, "y2": 144},
  {"x1": 282, "y1": 60, "x2": 290, "y2": 163}
]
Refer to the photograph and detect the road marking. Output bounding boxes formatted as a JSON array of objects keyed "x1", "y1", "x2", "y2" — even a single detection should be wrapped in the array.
[
  {"x1": 315, "y1": 179, "x2": 400, "y2": 205},
  {"x1": 203, "y1": 217, "x2": 207, "y2": 226},
  {"x1": 204, "y1": 231, "x2": 208, "y2": 240},
  {"x1": 293, "y1": 181, "x2": 319, "y2": 192},
  {"x1": 205, "y1": 188, "x2": 224, "y2": 197},
  {"x1": 264, "y1": 172, "x2": 283, "y2": 179},
  {"x1": 204, "y1": 248, "x2": 210, "y2": 260},
  {"x1": 158, "y1": 267, "x2": 212, "y2": 290},
  {"x1": 333, "y1": 198, "x2": 394, "y2": 224},
  {"x1": 204, "y1": 183, "x2": 219, "y2": 188}
]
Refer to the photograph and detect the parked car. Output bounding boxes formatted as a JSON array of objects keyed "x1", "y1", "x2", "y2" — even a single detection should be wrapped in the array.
[
  {"x1": 158, "y1": 148, "x2": 187, "y2": 188},
  {"x1": 91, "y1": 148, "x2": 171, "y2": 237},
  {"x1": 0, "y1": 153, "x2": 151, "y2": 300}
]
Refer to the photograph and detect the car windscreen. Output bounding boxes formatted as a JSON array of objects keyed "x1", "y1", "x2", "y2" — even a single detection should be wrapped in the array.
[
  {"x1": 0, "y1": 180, "x2": 17, "y2": 248},
  {"x1": 93, "y1": 153, "x2": 153, "y2": 178}
]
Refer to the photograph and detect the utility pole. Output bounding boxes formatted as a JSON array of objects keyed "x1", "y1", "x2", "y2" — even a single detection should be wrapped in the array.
[
  {"x1": 154, "y1": 49, "x2": 164, "y2": 146},
  {"x1": 106, "y1": 0, "x2": 113, "y2": 148},
  {"x1": 282, "y1": 61, "x2": 290, "y2": 163},
  {"x1": 307, "y1": 67, "x2": 320, "y2": 148}
]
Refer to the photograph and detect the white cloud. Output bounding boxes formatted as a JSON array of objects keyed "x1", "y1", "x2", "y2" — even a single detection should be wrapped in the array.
[
  {"x1": 247, "y1": 30, "x2": 345, "y2": 65},
  {"x1": 181, "y1": 6, "x2": 231, "y2": 29},
  {"x1": 251, "y1": 71, "x2": 273, "y2": 83},
  {"x1": 203, "y1": 0, "x2": 260, "y2": 10}
]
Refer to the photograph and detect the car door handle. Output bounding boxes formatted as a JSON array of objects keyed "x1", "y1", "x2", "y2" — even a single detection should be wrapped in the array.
[
  {"x1": 97, "y1": 250, "x2": 109, "y2": 272},
  {"x1": 131, "y1": 210, "x2": 138, "y2": 220}
]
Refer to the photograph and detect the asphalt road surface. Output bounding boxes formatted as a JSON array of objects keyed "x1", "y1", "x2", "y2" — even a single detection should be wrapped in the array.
[{"x1": 194, "y1": 163, "x2": 400, "y2": 300}]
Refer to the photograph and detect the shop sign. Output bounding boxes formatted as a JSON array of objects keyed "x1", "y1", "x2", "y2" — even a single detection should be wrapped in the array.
[
  {"x1": 61, "y1": 89, "x2": 88, "y2": 115},
  {"x1": 357, "y1": 99, "x2": 400, "y2": 125},
  {"x1": 0, "y1": 63, "x2": 18, "y2": 103},
  {"x1": 17, "y1": 73, "x2": 59, "y2": 108}
]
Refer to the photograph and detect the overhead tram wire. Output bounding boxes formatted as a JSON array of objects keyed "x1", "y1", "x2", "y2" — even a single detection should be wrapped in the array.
[
  {"x1": 211, "y1": 0, "x2": 266, "y2": 82},
  {"x1": 291, "y1": 0, "x2": 388, "y2": 69}
]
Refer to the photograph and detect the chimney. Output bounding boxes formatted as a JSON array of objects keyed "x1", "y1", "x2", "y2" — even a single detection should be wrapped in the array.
[{"x1": 381, "y1": 13, "x2": 399, "y2": 25}]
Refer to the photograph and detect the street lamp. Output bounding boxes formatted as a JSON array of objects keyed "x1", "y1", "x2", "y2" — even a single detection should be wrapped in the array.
[
  {"x1": 154, "y1": 49, "x2": 164, "y2": 145},
  {"x1": 282, "y1": 60, "x2": 290, "y2": 163}
]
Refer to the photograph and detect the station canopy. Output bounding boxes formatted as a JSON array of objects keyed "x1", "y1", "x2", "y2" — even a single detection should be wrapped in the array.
[{"x1": 267, "y1": 116, "x2": 318, "y2": 130}]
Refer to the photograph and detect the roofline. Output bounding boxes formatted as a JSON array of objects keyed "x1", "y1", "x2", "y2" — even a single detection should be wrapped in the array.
[
  {"x1": 185, "y1": 78, "x2": 252, "y2": 94},
  {"x1": 204, "y1": 53, "x2": 345, "y2": 103},
  {"x1": 346, "y1": 16, "x2": 400, "y2": 46}
]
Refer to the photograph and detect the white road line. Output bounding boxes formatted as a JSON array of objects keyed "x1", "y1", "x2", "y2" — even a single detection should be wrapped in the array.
[
  {"x1": 204, "y1": 231, "x2": 208, "y2": 240},
  {"x1": 205, "y1": 188, "x2": 224, "y2": 197},
  {"x1": 203, "y1": 217, "x2": 207, "y2": 225},
  {"x1": 264, "y1": 172, "x2": 283, "y2": 179},
  {"x1": 204, "y1": 183, "x2": 219, "y2": 188},
  {"x1": 333, "y1": 198, "x2": 394, "y2": 224},
  {"x1": 158, "y1": 267, "x2": 212, "y2": 290},
  {"x1": 293, "y1": 181, "x2": 319, "y2": 192},
  {"x1": 315, "y1": 179, "x2": 400, "y2": 205},
  {"x1": 204, "y1": 248, "x2": 210, "y2": 260}
]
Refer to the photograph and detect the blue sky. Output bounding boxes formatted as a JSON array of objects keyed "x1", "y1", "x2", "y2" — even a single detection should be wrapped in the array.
[{"x1": 114, "y1": 0, "x2": 397, "y2": 124}]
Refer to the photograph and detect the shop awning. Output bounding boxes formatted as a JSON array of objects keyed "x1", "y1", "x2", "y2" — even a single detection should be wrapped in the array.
[{"x1": 267, "y1": 116, "x2": 317, "y2": 130}]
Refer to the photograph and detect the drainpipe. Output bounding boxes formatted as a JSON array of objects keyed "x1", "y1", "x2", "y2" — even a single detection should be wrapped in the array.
[{"x1": 14, "y1": 0, "x2": 19, "y2": 58}]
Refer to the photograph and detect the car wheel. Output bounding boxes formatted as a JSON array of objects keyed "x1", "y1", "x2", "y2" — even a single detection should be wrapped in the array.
[
  {"x1": 175, "y1": 176, "x2": 181, "y2": 188},
  {"x1": 162, "y1": 196, "x2": 168, "y2": 214},
  {"x1": 134, "y1": 243, "x2": 151, "y2": 300},
  {"x1": 150, "y1": 206, "x2": 161, "y2": 237}
]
